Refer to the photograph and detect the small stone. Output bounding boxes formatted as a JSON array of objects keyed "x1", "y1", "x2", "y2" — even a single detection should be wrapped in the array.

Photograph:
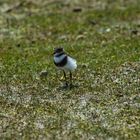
[
  {"x1": 89, "y1": 20, "x2": 97, "y2": 26},
  {"x1": 16, "y1": 44, "x2": 21, "y2": 47},
  {"x1": 73, "y1": 7, "x2": 82, "y2": 12},
  {"x1": 80, "y1": 63, "x2": 88, "y2": 68},
  {"x1": 76, "y1": 34, "x2": 85, "y2": 40},
  {"x1": 131, "y1": 29, "x2": 138, "y2": 35},
  {"x1": 106, "y1": 28, "x2": 111, "y2": 32},
  {"x1": 39, "y1": 70, "x2": 48, "y2": 77}
]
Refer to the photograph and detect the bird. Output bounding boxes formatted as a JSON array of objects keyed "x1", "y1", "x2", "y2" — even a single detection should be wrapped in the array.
[{"x1": 53, "y1": 47, "x2": 77, "y2": 88}]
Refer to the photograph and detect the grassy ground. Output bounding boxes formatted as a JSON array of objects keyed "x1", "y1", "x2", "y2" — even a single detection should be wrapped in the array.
[{"x1": 0, "y1": 0, "x2": 140, "y2": 139}]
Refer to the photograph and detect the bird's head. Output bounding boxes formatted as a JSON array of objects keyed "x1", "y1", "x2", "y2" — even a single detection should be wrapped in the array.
[{"x1": 53, "y1": 47, "x2": 64, "y2": 55}]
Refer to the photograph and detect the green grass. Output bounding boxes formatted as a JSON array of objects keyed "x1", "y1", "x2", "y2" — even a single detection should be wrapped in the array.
[{"x1": 0, "y1": 0, "x2": 140, "y2": 139}]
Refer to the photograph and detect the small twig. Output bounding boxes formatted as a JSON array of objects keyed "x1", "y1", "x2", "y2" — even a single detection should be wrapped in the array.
[
  {"x1": 0, "y1": 113, "x2": 13, "y2": 119},
  {"x1": 3, "y1": 2, "x2": 24, "y2": 13}
]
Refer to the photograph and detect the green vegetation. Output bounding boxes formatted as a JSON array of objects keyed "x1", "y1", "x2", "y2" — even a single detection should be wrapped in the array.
[{"x1": 0, "y1": 0, "x2": 140, "y2": 139}]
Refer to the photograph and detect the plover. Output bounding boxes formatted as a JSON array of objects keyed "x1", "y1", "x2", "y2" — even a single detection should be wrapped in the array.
[{"x1": 53, "y1": 47, "x2": 77, "y2": 87}]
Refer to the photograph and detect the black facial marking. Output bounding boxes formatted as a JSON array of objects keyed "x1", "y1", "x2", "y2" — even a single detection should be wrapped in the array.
[
  {"x1": 55, "y1": 52, "x2": 65, "y2": 57},
  {"x1": 54, "y1": 47, "x2": 64, "y2": 54}
]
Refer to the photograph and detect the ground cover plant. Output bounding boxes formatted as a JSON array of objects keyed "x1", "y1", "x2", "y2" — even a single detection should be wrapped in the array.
[{"x1": 0, "y1": 0, "x2": 140, "y2": 139}]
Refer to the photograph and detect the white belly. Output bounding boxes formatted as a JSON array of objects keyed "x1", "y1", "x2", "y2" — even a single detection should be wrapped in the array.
[{"x1": 62, "y1": 56, "x2": 77, "y2": 71}]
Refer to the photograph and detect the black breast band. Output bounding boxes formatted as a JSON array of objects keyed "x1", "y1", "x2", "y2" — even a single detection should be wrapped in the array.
[{"x1": 54, "y1": 56, "x2": 67, "y2": 67}]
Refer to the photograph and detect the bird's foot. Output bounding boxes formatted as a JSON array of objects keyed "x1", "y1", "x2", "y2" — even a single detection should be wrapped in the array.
[
  {"x1": 58, "y1": 82, "x2": 79, "y2": 90},
  {"x1": 69, "y1": 83, "x2": 75, "y2": 89},
  {"x1": 62, "y1": 82, "x2": 69, "y2": 89},
  {"x1": 57, "y1": 82, "x2": 68, "y2": 90},
  {"x1": 69, "y1": 83, "x2": 79, "y2": 89}
]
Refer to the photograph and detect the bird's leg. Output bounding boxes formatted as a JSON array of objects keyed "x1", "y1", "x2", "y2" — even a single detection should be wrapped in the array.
[
  {"x1": 63, "y1": 70, "x2": 68, "y2": 87},
  {"x1": 69, "y1": 71, "x2": 72, "y2": 88}
]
